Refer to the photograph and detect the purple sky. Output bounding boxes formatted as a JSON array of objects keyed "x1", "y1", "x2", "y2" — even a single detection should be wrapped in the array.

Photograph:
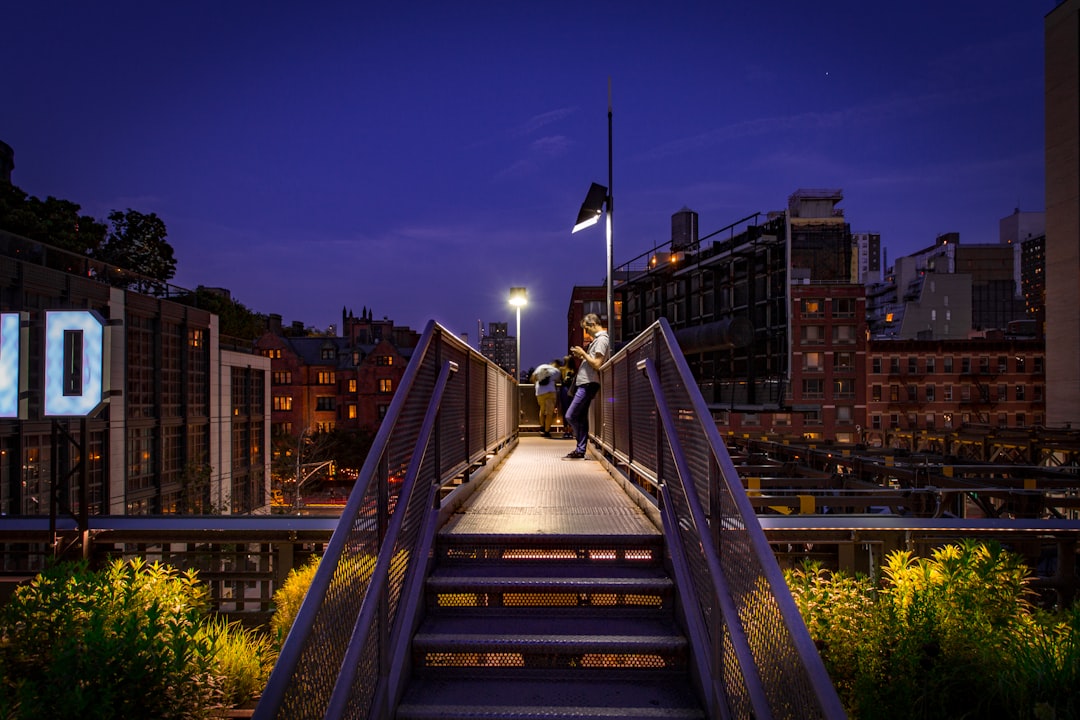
[{"x1": 4, "y1": 2, "x2": 1049, "y2": 371}]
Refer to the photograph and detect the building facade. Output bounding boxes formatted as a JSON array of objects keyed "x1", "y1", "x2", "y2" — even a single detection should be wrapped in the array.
[
  {"x1": 1045, "y1": 0, "x2": 1080, "y2": 426},
  {"x1": 0, "y1": 230, "x2": 270, "y2": 516}
]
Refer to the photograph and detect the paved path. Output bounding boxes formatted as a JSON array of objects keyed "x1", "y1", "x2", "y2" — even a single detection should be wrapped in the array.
[{"x1": 441, "y1": 437, "x2": 660, "y2": 536}]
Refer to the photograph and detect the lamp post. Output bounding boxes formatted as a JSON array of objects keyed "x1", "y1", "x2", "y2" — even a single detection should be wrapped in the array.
[
  {"x1": 572, "y1": 79, "x2": 614, "y2": 342},
  {"x1": 509, "y1": 287, "x2": 527, "y2": 380}
]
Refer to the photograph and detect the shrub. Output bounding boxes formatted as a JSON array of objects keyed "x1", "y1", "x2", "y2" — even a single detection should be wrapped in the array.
[
  {"x1": 0, "y1": 557, "x2": 278, "y2": 719},
  {"x1": 786, "y1": 540, "x2": 1080, "y2": 720},
  {"x1": 270, "y1": 555, "x2": 321, "y2": 648},
  {"x1": 0, "y1": 558, "x2": 218, "y2": 719}
]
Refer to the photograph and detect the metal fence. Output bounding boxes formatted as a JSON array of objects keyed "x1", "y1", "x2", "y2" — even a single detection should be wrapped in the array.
[
  {"x1": 593, "y1": 318, "x2": 846, "y2": 720},
  {"x1": 253, "y1": 321, "x2": 517, "y2": 720}
]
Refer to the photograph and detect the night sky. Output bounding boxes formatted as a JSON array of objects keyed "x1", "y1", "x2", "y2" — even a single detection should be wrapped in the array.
[{"x1": 3, "y1": 1, "x2": 1049, "y2": 370}]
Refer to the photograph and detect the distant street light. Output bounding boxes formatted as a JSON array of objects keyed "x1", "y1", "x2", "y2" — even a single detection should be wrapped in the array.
[
  {"x1": 572, "y1": 79, "x2": 614, "y2": 341},
  {"x1": 509, "y1": 287, "x2": 527, "y2": 380}
]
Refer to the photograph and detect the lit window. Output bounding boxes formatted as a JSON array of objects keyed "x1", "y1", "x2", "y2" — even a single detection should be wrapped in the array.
[
  {"x1": 272, "y1": 396, "x2": 292, "y2": 411},
  {"x1": 379, "y1": 379, "x2": 393, "y2": 393},
  {"x1": 348, "y1": 404, "x2": 357, "y2": 419},
  {"x1": 317, "y1": 371, "x2": 335, "y2": 385},
  {"x1": 348, "y1": 379, "x2": 357, "y2": 392}
]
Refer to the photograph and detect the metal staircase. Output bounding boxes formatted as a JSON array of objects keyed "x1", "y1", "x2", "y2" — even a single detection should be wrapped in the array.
[{"x1": 397, "y1": 533, "x2": 704, "y2": 719}]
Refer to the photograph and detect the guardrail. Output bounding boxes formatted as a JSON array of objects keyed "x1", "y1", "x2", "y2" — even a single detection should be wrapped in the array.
[
  {"x1": 593, "y1": 318, "x2": 846, "y2": 720},
  {"x1": 253, "y1": 320, "x2": 517, "y2": 720}
]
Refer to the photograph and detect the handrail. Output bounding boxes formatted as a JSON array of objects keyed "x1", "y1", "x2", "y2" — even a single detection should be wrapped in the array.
[
  {"x1": 253, "y1": 321, "x2": 517, "y2": 720},
  {"x1": 593, "y1": 318, "x2": 847, "y2": 720}
]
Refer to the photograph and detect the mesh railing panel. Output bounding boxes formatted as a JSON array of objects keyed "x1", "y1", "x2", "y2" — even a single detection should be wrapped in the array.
[
  {"x1": 596, "y1": 319, "x2": 845, "y2": 720},
  {"x1": 256, "y1": 321, "x2": 517, "y2": 720}
]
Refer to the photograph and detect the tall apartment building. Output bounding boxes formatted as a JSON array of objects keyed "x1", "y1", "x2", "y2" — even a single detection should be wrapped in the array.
[
  {"x1": 1045, "y1": 0, "x2": 1080, "y2": 426},
  {"x1": 479, "y1": 322, "x2": 515, "y2": 376},
  {"x1": 615, "y1": 189, "x2": 867, "y2": 443},
  {"x1": 0, "y1": 230, "x2": 270, "y2": 516}
]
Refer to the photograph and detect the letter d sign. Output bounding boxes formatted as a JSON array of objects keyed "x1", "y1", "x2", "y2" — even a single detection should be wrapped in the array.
[{"x1": 44, "y1": 310, "x2": 106, "y2": 417}]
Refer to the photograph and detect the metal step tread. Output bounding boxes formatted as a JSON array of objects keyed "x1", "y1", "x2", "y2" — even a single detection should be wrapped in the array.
[
  {"x1": 418, "y1": 611, "x2": 682, "y2": 637},
  {"x1": 397, "y1": 675, "x2": 704, "y2": 720},
  {"x1": 427, "y1": 574, "x2": 674, "y2": 593},
  {"x1": 430, "y1": 562, "x2": 671, "y2": 581}
]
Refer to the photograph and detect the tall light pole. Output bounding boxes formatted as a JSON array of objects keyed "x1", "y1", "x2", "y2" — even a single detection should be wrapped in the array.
[
  {"x1": 509, "y1": 287, "x2": 527, "y2": 380},
  {"x1": 572, "y1": 79, "x2": 614, "y2": 342}
]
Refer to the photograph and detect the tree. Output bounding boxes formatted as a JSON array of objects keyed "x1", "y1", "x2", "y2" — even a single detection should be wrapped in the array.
[
  {"x1": 180, "y1": 286, "x2": 266, "y2": 341},
  {"x1": 94, "y1": 209, "x2": 177, "y2": 292},
  {"x1": 0, "y1": 183, "x2": 106, "y2": 255}
]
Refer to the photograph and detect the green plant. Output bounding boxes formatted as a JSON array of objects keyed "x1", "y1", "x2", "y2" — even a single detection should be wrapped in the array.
[
  {"x1": 786, "y1": 541, "x2": 1080, "y2": 720},
  {"x1": 270, "y1": 555, "x2": 321, "y2": 648},
  {"x1": 198, "y1": 616, "x2": 275, "y2": 708},
  {"x1": 0, "y1": 558, "x2": 218, "y2": 719}
]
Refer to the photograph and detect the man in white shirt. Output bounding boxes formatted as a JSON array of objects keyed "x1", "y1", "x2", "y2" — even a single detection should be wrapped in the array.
[{"x1": 564, "y1": 313, "x2": 610, "y2": 459}]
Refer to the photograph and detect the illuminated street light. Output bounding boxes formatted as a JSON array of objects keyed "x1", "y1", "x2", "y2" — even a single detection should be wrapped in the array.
[
  {"x1": 572, "y1": 80, "x2": 614, "y2": 341},
  {"x1": 509, "y1": 286, "x2": 527, "y2": 380}
]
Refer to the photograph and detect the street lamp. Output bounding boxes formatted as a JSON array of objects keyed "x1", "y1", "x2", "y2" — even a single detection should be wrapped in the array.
[
  {"x1": 509, "y1": 286, "x2": 527, "y2": 380},
  {"x1": 572, "y1": 79, "x2": 614, "y2": 342}
]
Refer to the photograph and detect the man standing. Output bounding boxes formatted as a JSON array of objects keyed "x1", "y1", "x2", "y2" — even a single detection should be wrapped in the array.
[
  {"x1": 530, "y1": 361, "x2": 562, "y2": 438},
  {"x1": 564, "y1": 313, "x2": 610, "y2": 459}
]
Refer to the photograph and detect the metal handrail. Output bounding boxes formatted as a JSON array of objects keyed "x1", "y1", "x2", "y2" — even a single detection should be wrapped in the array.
[
  {"x1": 594, "y1": 318, "x2": 847, "y2": 720},
  {"x1": 253, "y1": 321, "x2": 517, "y2": 720}
]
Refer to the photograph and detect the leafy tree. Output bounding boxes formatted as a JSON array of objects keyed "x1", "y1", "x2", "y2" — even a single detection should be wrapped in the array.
[
  {"x1": 0, "y1": 182, "x2": 106, "y2": 254},
  {"x1": 93, "y1": 208, "x2": 177, "y2": 292},
  {"x1": 180, "y1": 286, "x2": 266, "y2": 341}
]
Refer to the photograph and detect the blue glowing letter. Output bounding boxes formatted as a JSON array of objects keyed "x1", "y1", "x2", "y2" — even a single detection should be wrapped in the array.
[{"x1": 44, "y1": 310, "x2": 105, "y2": 417}]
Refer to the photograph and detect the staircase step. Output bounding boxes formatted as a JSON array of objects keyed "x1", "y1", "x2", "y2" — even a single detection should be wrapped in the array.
[
  {"x1": 427, "y1": 566, "x2": 674, "y2": 611},
  {"x1": 437, "y1": 533, "x2": 664, "y2": 566},
  {"x1": 413, "y1": 614, "x2": 687, "y2": 670},
  {"x1": 396, "y1": 675, "x2": 705, "y2": 720}
]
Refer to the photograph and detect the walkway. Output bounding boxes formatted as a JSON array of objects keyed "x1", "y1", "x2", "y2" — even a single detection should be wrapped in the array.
[{"x1": 441, "y1": 436, "x2": 660, "y2": 537}]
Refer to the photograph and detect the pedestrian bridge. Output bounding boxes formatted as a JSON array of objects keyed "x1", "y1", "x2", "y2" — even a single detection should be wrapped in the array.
[{"x1": 253, "y1": 318, "x2": 846, "y2": 720}]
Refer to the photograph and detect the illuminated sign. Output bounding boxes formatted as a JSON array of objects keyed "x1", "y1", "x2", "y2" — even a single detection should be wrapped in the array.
[
  {"x1": 0, "y1": 312, "x2": 26, "y2": 418},
  {"x1": 0, "y1": 310, "x2": 109, "y2": 419}
]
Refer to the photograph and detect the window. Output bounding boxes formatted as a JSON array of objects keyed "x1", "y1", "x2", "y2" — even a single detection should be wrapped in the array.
[
  {"x1": 804, "y1": 352, "x2": 824, "y2": 371},
  {"x1": 348, "y1": 379, "x2": 357, "y2": 392},
  {"x1": 1017, "y1": 413, "x2": 1026, "y2": 427},
  {"x1": 872, "y1": 358, "x2": 882, "y2": 374},
  {"x1": 803, "y1": 409, "x2": 822, "y2": 425},
  {"x1": 889, "y1": 413, "x2": 900, "y2": 428},
  {"x1": 379, "y1": 378, "x2": 393, "y2": 393},
  {"x1": 890, "y1": 357, "x2": 901, "y2": 374},
  {"x1": 944, "y1": 356, "x2": 954, "y2": 373},
  {"x1": 906, "y1": 385, "x2": 917, "y2": 402},
  {"x1": 317, "y1": 371, "x2": 335, "y2": 385},
  {"x1": 925, "y1": 357, "x2": 935, "y2": 373},
  {"x1": 832, "y1": 325, "x2": 856, "y2": 344},
  {"x1": 979, "y1": 357, "x2": 991, "y2": 373},
  {"x1": 262, "y1": 347, "x2": 280, "y2": 359},
  {"x1": 961, "y1": 358, "x2": 971, "y2": 374},
  {"x1": 272, "y1": 396, "x2": 292, "y2": 411},
  {"x1": 834, "y1": 378, "x2": 855, "y2": 398},
  {"x1": 272, "y1": 371, "x2": 292, "y2": 385},
  {"x1": 1016, "y1": 356, "x2": 1026, "y2": 373},
  {"x1": 1016, "y1": 384, "x2": 1025, "y2": 401},
  {"x1": 872, "y1": 384, "x2": 882, "y2": 401},
  {"x1": 802, "y1": 379, "x2": 824, "y2": 398},
  {"x1": 871, "y1": 414, "x2": 882, "y2": 429},
  {"x1": 944, "y1": 385, "x2": 952, "y2": 401},
  {"x1": 321, "y1": 347, "x2": 335, "y2": 360},
  {"x1": 1034, "y1": 385, "x2": 1044, "y2": 401},
  {"x1": 908, "y1": 357, "x2": 918, "y2": 374},
  {"x1": 315, "y1": 396, "x2": 336, "y2": 412},
  {"x1": 378, "y1": 404, "x2": 389, "y2": 420},
  {"x1": 347, "y1": 404, "x2": 357, "y2": 419},
  {"x1": 1034, "y1": 357, "x2": 1044, "y2": 374},
  {"x1": 998, "y1": 356, "x2": 1008, "y2": 373},
  {"x1": 376, "y1": 355, "x2": 394, "y2": 366},
  {"x1": 802, "y1": 298, "x2": 824, "y2": 317},
  {"x1": 832, "y1": 297, "x2": 855, "y2": 318},
  {"x1": 833, "y1": 352, "x2": 855, "y2": 371},
  {"x1": 926, "y1": 384, "x2": 936, "y2": 401},
  {"x1": 997, "y1": 384, "x2": 1008, "y2": 401},
  {"x1": 801, "y1": 325, "x2": 825, "y2": 344},
  {"x1": 925, "y1": 413, "x2": 935, "y2": 430},
  {"x1": 773, "y1": 412, "x2": 792, "y2": 427}
]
